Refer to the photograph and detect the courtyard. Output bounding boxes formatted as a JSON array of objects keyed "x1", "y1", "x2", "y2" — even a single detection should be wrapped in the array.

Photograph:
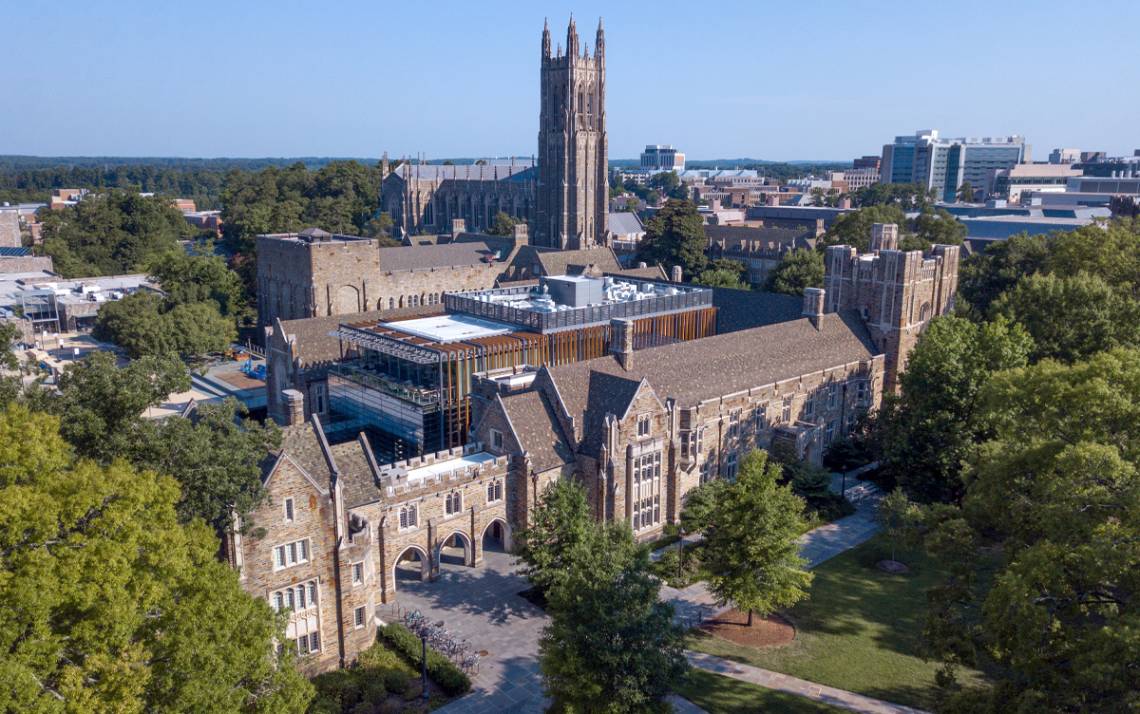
[{"x1": 380, "y1": 540, "x2": 549, "y2": 714}]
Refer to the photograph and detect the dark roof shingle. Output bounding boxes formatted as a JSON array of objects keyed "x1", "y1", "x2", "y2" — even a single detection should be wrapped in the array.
[{"x1": 500, "y1": 390, "x2": 575, "y2": 472}]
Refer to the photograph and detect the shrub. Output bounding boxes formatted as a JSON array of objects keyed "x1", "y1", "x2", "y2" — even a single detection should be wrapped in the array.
[{"x1": 378, "y1": 623, "x2": 472, "y2": 697}]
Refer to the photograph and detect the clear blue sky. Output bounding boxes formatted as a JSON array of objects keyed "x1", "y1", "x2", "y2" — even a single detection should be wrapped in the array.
[{"x1": 4, "y1": 0, "x2": 1138, "y2": 161}]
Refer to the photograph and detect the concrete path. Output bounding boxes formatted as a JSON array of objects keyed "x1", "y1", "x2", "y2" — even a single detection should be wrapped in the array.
[
  {"x1": 400, "y1": 477, "x2": 884, "y2": 714},
  {"x1": 686, "y1": 651, "x2": 929, "y2": 714}
]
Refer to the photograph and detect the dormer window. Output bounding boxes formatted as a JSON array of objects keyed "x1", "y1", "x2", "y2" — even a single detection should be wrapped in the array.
[{"x1": 491, "y1": 428, "x2": 504, "y2": 450}]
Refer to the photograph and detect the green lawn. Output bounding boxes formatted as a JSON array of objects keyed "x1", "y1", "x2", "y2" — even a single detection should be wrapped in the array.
[
  {"x1": 687, "y1": 536, "x2": 989, "y2": 710},
  {"x1": 674, "y1": 669, "x2": 845, "y2": 713}
]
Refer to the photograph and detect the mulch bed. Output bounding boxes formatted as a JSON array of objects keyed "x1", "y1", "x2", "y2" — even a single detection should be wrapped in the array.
[{"x1": 700, "y1": 608, "x2": 796, "y2": 648}]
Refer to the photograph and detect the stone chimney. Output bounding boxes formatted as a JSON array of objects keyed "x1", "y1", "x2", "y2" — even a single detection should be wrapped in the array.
[
  {"x1": 766, "y1": 193, "x2": 780, "y2": 207},
  {"x1": 512, "y1": 222, "x2": 529, "y2": 244},
  {"x1": 280, "y1": 388, "x2": 305, "y2": 426},
  {"x1": 870, "y1": 223, "x2": 899, "y2": 252},
  {"x1": 611, "y1": 318, "x2": 635, "y2": 371},
  {"x1": 671, "y1": 265, "x2": 683, "y2": 283},
  {"x1": 451, "y1": 218, "x2": 466, "y2": 239},
  {"x1": 637, "y1": 261, "x2": 648, "y2": 269},
  {"x1": 802, "y1": 287, "x2": 826, "y2": 329},
  {"x1": 839, "y1": 195, "x2": 852, "y2": 209}
]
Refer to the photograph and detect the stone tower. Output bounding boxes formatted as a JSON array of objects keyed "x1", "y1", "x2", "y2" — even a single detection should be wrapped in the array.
[
  {"x1": 536, "y1": 17, "x2": 609, "y2": 250},
  {"x1": 823, "y1": 223, "x2": 959, "y2": 390}
]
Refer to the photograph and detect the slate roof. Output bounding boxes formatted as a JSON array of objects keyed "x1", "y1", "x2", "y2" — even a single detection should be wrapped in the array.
[
  {"x1": 705, "y1": 224, "x2": 814, "y2": 247},
  {"x1": 607, "y1": 212, "x2": 644, "y2": 236},
  {"x1": 512, "y1": 245, "x2": 623, "y2": 277},
  {"x1": 270, "y1": 423, "x2": 332, "y2": 488},
  {"x1": 378, "y1": 242, "x2": 498, "y2": 272},
  {"x1": 393, "y1": 163, "x2": 536, "y2": 183},
  {"x1": 547, "y1": 311, "x2": 877, "y2": 455},
  {"x1": 278, "y1": 304, "x2": 440, "y2": 365},
  {"x1": 331, "y1": 437, "x2": 382, "y2": 509},
  {"x1": 606, "y1": 266, "x2": 668, "y2": 281},
  {"x1": 711, "y1": 287, "x2": 804, "y2": 334},
  {"x1": 500, "y1": 389, "x2": 575, "y2": 472}
]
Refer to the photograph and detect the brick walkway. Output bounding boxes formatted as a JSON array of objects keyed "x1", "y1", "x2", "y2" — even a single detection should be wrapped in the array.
[{"x1": 686, "y1": 651, "x2": 929, "y2": 714}]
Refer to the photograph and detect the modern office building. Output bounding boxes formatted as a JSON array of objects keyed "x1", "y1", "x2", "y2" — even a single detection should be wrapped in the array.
[
  {"x1": 990, "y1": 164, "x2": 1082, "y2": 203},
  {"x1": 881, "y1": 129, "x2": 1028, "y2": 201},
  {"x1": 640, "y1": 144, "x2": 686, "y2": 172},
  {"x1": 1049, "y1": 148, "x2": 1081, "y2": 164}
]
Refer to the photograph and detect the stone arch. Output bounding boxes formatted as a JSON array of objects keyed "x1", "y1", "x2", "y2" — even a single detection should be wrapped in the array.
[
  {"x1": 435, "y1": 530, "x2": 474, "y2": 567},
  {"x1": 398, "y1": 295, "x2": 404, "y2": 308},
  {"x1": 335, "y1": 285, "x2": 359, "y2": 315},
  {"x1": 393, "y1": 544, "x2": 430, "y2": 585},
  {"x1": 481, "y1": 518, "x2": 512, "y2": 553}
]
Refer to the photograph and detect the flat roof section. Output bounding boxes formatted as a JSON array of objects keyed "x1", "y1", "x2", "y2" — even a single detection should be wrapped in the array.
[
  {"x1": 381, "y1": 313, "x2": 515, "y2": 343},
  {"x1": 404, "y1": 451, "x2": 497, "y2": 483}
]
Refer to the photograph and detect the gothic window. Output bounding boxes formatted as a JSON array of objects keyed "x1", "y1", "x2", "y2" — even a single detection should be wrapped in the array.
[
  {"x1": 728, "y1": 409, "x2": 742, "y2": 439},
  {"x1": 445, "y1": 491, "x2": 463, "y2": 516},
  {"x1": 398, "y1": 504, "x2": 418, "y2": 530},
  {"x1": 781, "y1": 397, "x2": 793, "y2": 423},
  {"x1": 637, "y1": 414, "x2": 651, "y2": 437},
  {"x1": 828, "y1": 382, "x2": 839, "y2": 409},
  {"x1": 699, "y1": 457, "x2": 713, "y2": 485},
  {"x1": 856, "y1": 380, "x2": 870, "y2": 406},
  {"x1": 826, "y1": 420, "x2": 837, "y2": 445},
  {"x1": 631, "y1": 451, "x2": 662, "y2": 531},
  {"x1": 725, "y1": 451, "x2": 739, "y2": 480},
  {"x1": 804, "y1": 395, "x2": 815, "y2": 418},
  {"x1": 388, "y1": 297, "x2": 395, "y2": 310},
  {"x1": 487, "y1": 480, "x2": 503, "y2": 503},
  {"x1": 753, "y1": 404, "x2": 768, "y2": 433}
]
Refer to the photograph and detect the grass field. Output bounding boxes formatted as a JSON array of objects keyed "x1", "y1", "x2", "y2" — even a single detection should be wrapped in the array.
[
  {"x1": 674, "y1": 669, "x2": 846, "y2": 714},
  {"x1": 687, "y1": 536, "x2": 989, "y2": 710}
]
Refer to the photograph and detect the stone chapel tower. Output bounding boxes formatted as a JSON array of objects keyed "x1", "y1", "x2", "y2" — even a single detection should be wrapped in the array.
[{"x1": 536, "y1": 17, "x2": 609, "y2": 250}]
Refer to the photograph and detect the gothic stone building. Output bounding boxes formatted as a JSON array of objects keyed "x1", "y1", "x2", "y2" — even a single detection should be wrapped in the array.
[{"x1": 379, "y1": 17, "x2": 608, "y2": 250}]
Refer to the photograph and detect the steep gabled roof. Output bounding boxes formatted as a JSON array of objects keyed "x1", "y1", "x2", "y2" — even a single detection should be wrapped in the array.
[{"x1": 499, "y1": 389, "x2": 576, "y2": 472}]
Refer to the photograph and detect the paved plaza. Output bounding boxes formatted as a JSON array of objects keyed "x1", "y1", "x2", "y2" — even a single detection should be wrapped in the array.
[
  {"x1": 383, "y1": 479, "x2": 884, "y2": 713},
  {"x1": 380, "y1": 545, "x2": 550, "y2": 714}
]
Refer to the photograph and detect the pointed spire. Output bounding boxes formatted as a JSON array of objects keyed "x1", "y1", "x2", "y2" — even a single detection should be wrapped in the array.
[
  {"x1": 595, "y1": 16, "x2": 605, "y2": 60},
  {"x1": 566, "y1": 15, "x2": 579, "y2": 58},
  {"x1": 542, "y1": 17, "x2": 551, "y2": 59}
]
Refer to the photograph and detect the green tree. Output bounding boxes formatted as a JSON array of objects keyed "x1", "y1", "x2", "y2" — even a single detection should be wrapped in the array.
[
  {"x1": 514, "y1": 479, "x2": 594, "y2": 597},
  {"x1": 880, "y1": 315, "x2": 1032, "y2": 503},
  {"x1": 927, "y1": 350, "x2": 1140, "y2": 712},
  {"x1": 488, "y1": 211, "x2": 519, "y2": 236},
  {"x1": 93, "y1": 291, "x2": 236, "y2": 360},
  {"x1": 819, "y1": 205, "x2": 908, "y2": 251},
  {"x1": 38, "y1": 190, "x2": 198, "y2": 277},
  {"x1": 149, "y1": 250, "x2": 247, "y2": 318},
  {"x1": 0, "y1": 404, "x2": 314, "y2": 712},
  {"x1": 136, "y1": 399, "x2": 281, "y2": 531},
  {"x1": 694, "y1": 258, "x2": 748, "y2": 289},
  {"x1": 991, "y1": 272, "x2": 1140, "y2": 363},
  {"x1": 957, "y1": 232, "x2": 1050, "y2": 317},
  {"x1": 48, "y1": 351, "x2": 188, "y2": 462},
  {"x1": 957, "y1": 180, "x2": 975, "y2": 203},
  {"x1": 702, "y1": 450, "x2": 813, "y2": 626},
  {"x1": 911, "y1": 208, "x2": 966, "y2": 248},
  {"x1": 540, "y1": 522, "x2": 686, "y2": 712},
  {"x1": 765, "y1": 248, "x2": 824, "y2": 296},
  {"x1": 635, "y1": 199, "x2": 708, "y2": 277},
  {"x1": 679, "y1": 478, "x2": 725, "y2": 537},
  {"x1": 874, "y1": 489, "x2": 923, "y2": 563}
]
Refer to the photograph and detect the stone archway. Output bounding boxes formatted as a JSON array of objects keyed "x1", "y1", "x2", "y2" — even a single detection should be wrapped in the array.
[
  {"x1": 393, "y1": 545, "x2": 430, "y2": 587},
  {"x1": 436, "y1": 530, "x2": 474, "y2": 568},
  {"x1": 481, "y1": 518, "x2": 512, "y2": 553},
  {"x1": 335, "y1": 285, "x2": 360, "y2": 315}
]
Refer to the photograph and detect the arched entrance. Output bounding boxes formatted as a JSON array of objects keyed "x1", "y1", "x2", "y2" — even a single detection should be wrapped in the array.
[
  {"x1": 481, "y1": 518, "x2": 511, "y2": 553},
  {"x1": 436, "y1": 531, "x2": 473, "y2": 568},
  {"x1": 393, "y1": 545, "x2": 430, "y2": 586}
]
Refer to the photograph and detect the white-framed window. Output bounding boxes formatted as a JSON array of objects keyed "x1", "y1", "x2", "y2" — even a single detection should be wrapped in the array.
[
  {"x1": 398, "y1": 504, "x2": 418, "y2": 530},
  {"x1": 490, "y1": 428, "x2": 504, "y2": 449},
  {"x1": 631, "y1": 451, "x2": 662, "y2": 531},
  {"x1": 270, "y1": 579, "x2": 318, "y2": 613},
  {"x1": 856, "y1": 380, "x2": 870, "y2": 406},
  {"x1": 273, "y1": 538, "x2": 310, "y2": 571},
  {"x1": 753, "y1": 404, "x2": 768, "y2": 433},
  {"x1": 781, "y1": 397, "x2": 793, "y2": 423},
  {"x1": 827, "y1": 382, "x2": 839, "y2": 409},
  {"x1": 445, "y1": 491, "x2": 463, "y2": 516},
  {"x1": 804, "y1": 395, "x2": 815, "y2": 418},
  {"x1": 637, "y1": 414, "x2": 651, "y2": 437},
  {"x1": 486, "y1": 480, "x2": 503, "y2": 503},
  {"x1": 354, "y1": 606, "x2": 366, "y2": 629},
  {"x1": 284, "y1": 498, "x2": 294, "y2": 523},
  {"x1": 352, "y1": 562, "x2": 364, "y2": 586}
]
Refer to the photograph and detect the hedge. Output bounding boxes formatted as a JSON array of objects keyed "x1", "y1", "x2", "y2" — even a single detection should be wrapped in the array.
[{"x1": 378, "y1": 622, "x2": 472, "y2": 696}]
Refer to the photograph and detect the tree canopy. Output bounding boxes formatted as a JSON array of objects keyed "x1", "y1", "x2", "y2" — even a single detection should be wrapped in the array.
[
  {"x1": 701, "y1": 450, "x2": 812, "y2": 625},
  {"x1": 93, "y1": 291, "x2": 236, "y2": 360},
  {"x1": 0, "y1": 404, "x2": 313, "y2": 712},
  {"x1": 635, "y1": 199, "x2": 708, "y2": 278},
  {"x1": 514, "y1": 479, "x2": 594, "y2": 597},
  {"x1": 766, "y1": 248, "x2": 824, "y2": 296},
  {"x1": 38, "y1": 191, "x2": 199, "y2": 277}
]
